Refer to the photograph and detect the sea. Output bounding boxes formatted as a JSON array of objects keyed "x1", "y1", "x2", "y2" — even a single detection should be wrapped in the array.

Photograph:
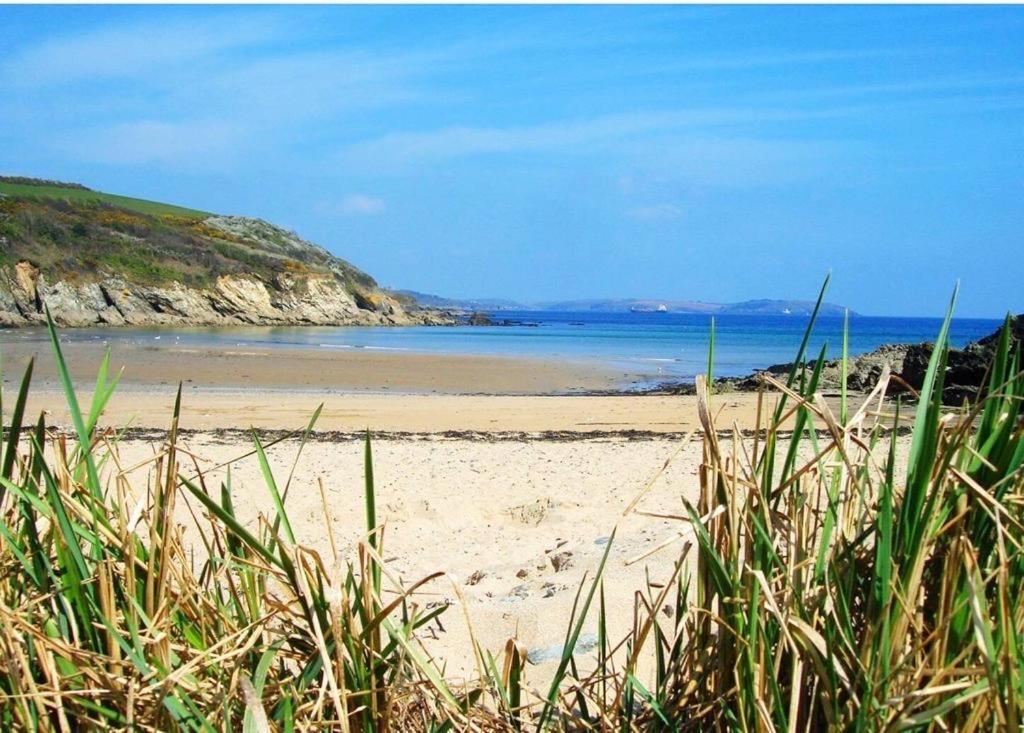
[{"x1": 3, "y1": 311, "x2": 1005, "y2": 391}]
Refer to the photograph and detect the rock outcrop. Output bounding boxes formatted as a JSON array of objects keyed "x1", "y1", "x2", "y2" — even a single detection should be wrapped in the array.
[
  {"x1": 0, "y1": 263, "x2": 449, "y2": 328},
  {"x1": 723, "y1": 314, "x2": 1023, "y2": 405},
  {"x1": 467, "y1": 311, "x2": 495, "y2": 326},
  {"x1": 0, "y1": 195, "x2": 453, "y2": 329}
]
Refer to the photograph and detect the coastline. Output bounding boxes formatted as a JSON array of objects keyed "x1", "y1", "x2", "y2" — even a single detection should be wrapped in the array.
[
  {"x1": 2, "y1": 333, "x2": 861, "y2": 434},
  {"x1": 5, "y1": 336, "x2": 780, "y2": 682}
]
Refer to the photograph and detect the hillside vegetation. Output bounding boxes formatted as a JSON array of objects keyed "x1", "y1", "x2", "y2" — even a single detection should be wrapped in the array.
[
  {"x1": 0, "y1": 177, "x2": 444, "y2": 327},
  {"x1": 0, "y1": 177, "x2": 370, "y2": 289}
]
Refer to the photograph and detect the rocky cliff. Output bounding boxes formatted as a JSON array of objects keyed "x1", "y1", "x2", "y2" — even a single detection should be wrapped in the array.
[{"x1": 0, "y1": 180, "x2": 451, "y2": 328}]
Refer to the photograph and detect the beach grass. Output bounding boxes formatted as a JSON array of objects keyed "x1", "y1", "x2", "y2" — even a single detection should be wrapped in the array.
[{"x1": 0, "y1": 286, "x2": 1021, "y2": 730}]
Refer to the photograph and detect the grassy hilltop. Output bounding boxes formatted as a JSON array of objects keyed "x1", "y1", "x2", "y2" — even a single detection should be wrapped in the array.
[
  {"x1": 0, "y1": 176, "x2": 375, "y2": 291},
  {"x1": 0, "y1": 177, "x2": 211, "y2": 218}
]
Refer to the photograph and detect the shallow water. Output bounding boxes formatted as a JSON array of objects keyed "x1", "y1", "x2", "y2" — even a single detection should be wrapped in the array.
[{"x1": 3, "y1": 311, "x2": 1003, "y2": 389}]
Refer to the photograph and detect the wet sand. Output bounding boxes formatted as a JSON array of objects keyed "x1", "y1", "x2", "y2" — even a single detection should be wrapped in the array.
[
  {"x1": 4, "y1": 335, "x2": 785, "y2": 434},
  {"x1": 0, "y1": 338, "x2": 625, "y2": 395}
]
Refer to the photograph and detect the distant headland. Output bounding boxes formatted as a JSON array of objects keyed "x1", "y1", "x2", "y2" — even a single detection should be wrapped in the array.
[{"x1": 397, "y1": 291, "x2": 853, "y2": 317}]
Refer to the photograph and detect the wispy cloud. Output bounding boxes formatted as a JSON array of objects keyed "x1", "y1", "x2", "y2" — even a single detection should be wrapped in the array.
[
  {"x1": 330, "y1": 194, "x2": 387, "y2": 216},
  {"x1": 339, "y1": 107, "x2": 850, "y2": 165},
  {"x1": 335, "y1": 107, "x2": 863, "y2": 190},
  {"x1": 1, "y1": 14, "x2": 285, "y2": 86},
  {"x1": 1, "y1": 12, "x2": 446, "y2": 171},
  {"x1": 752, "y1": 73, "x2": 1024, "y2": 103},
  {"x1": 645, "y1": 46, "x2": 916, "y2": 75}
]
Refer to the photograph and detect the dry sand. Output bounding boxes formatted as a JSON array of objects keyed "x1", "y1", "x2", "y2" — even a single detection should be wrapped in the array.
[
  {"x1": 115, "y1": 431, "x2": 706, "y2": 686},
  {"x1": 3, "y1": 333, "x2": 866, "y2": 687},
  {"x1": 25, "y1": 388, "x2": 771, "y2": 435}
]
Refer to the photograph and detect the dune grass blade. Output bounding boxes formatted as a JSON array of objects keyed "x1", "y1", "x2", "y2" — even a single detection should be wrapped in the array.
[
  {"x1": 252, "y1": 431, "x2": 295, "y2": 545},
  {"x1": 840, "y1": 307, "x2": 849, "y2": 425},
  {"x1": 772, "y1": 273, "x2": 830, "y2": 422},
  {"x1": 2, "y1": 357, "x2": 33, "y2": 486},
  {"x1": 44, "y1": 308, "x2": 102, "y2": 498},
  {"x1": 364, "y1": 429, "x2": 380, "y2": 595}
]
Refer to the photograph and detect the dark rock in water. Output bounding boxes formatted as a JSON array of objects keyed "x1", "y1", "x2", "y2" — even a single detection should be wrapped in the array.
[
  {"x1": 892, "y1": 317, "x2": 1020, "y2": 403},
  {"x1": 846, "y1": 343, "x2": 913, "y2": 392},
  {"x1": 976, "y1": 314, "x2": 1024, "y2": 347},
  {"x1": 657, "y1": 313, "x2": 1023, "y2": 406},
  {"x1": 467, "y1": 311, "x2": 495, "y2": 326}
]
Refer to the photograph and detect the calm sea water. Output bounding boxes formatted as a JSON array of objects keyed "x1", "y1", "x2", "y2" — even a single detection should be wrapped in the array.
[{"x1": 4, "y1": 311, "x2": 1003, "y2": 389}]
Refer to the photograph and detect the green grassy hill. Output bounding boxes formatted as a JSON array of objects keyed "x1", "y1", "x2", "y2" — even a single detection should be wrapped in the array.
[
  {"x1": 0, "y1": 178, "x2": 211, "y2": 218},
  {"x1": 0, "y1": 176, "x2": 375, "y2": 291}
]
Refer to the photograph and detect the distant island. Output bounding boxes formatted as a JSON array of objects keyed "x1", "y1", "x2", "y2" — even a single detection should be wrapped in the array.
[
  {"x1": 397, "y1": 291, "x2": 853, "y2": 317},
  {"x1": 0, "y1": 177, "x2": 449, "y2": 328}
]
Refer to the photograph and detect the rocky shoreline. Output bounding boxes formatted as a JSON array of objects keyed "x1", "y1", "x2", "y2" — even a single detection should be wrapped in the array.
[
  {"x1": 648, "y1": 314, "x2": 1022, "y2": 405},
  {"x1": 0, "y1": 259, "x2": 455, "y2": 329}
]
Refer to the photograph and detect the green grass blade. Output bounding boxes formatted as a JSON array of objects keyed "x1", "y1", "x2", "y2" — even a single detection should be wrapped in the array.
[
  {"x1": 251, "y1": 431, "x2": 295, "y2": 546},
  {"x1": 44, "y1": 307, "x2": 102, "y2": 497},
  {"x1": 707, "y1": 316, "x2": 716, "y2": 393},
  {"x1": 1, "y1": 357, "x2": 33, "y2": 486}
]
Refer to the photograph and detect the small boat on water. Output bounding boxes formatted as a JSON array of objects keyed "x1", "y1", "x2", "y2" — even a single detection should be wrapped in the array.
[{"x1": 629, "y1": 303, "x2": 670, "y2": 313}]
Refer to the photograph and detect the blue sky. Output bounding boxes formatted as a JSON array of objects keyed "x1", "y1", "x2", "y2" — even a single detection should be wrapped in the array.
[{"x1": 1, "y1": 5, "x2": 1021, "y2": 317}]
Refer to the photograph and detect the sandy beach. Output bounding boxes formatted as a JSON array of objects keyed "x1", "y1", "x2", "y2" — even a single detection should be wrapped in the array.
[
  {"x1": 24, "y1": 388, "x2": 775, "y2": 435},
  {"x1": 3, "y1": 334, "x2": 855, "y2": 684},
  {"x1": 3, "y1": 336, "x2": 822, "y2": 434}
]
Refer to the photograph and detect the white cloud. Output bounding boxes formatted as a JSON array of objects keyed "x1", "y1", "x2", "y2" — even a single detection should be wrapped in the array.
[
  {"x1": 338, "y1": 194, "x2": 386, "y2": 215},
  {"x1": 626, "y1": 203, "x2": 684, "y2": 221},
  {"x1": 339, "y1": 107, "x2": 851, "y2": 166},
  {"x1": 1, "y1": 14, "x2": 284, "y2": 86},
  {"x1": 0, "y1": 13, "x2": 448, "y2": 171}
]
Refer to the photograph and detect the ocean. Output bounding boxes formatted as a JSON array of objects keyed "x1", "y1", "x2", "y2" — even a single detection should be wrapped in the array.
[{"x1": 5, "y1": 311, "x2": 1004, "y2": 390}]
